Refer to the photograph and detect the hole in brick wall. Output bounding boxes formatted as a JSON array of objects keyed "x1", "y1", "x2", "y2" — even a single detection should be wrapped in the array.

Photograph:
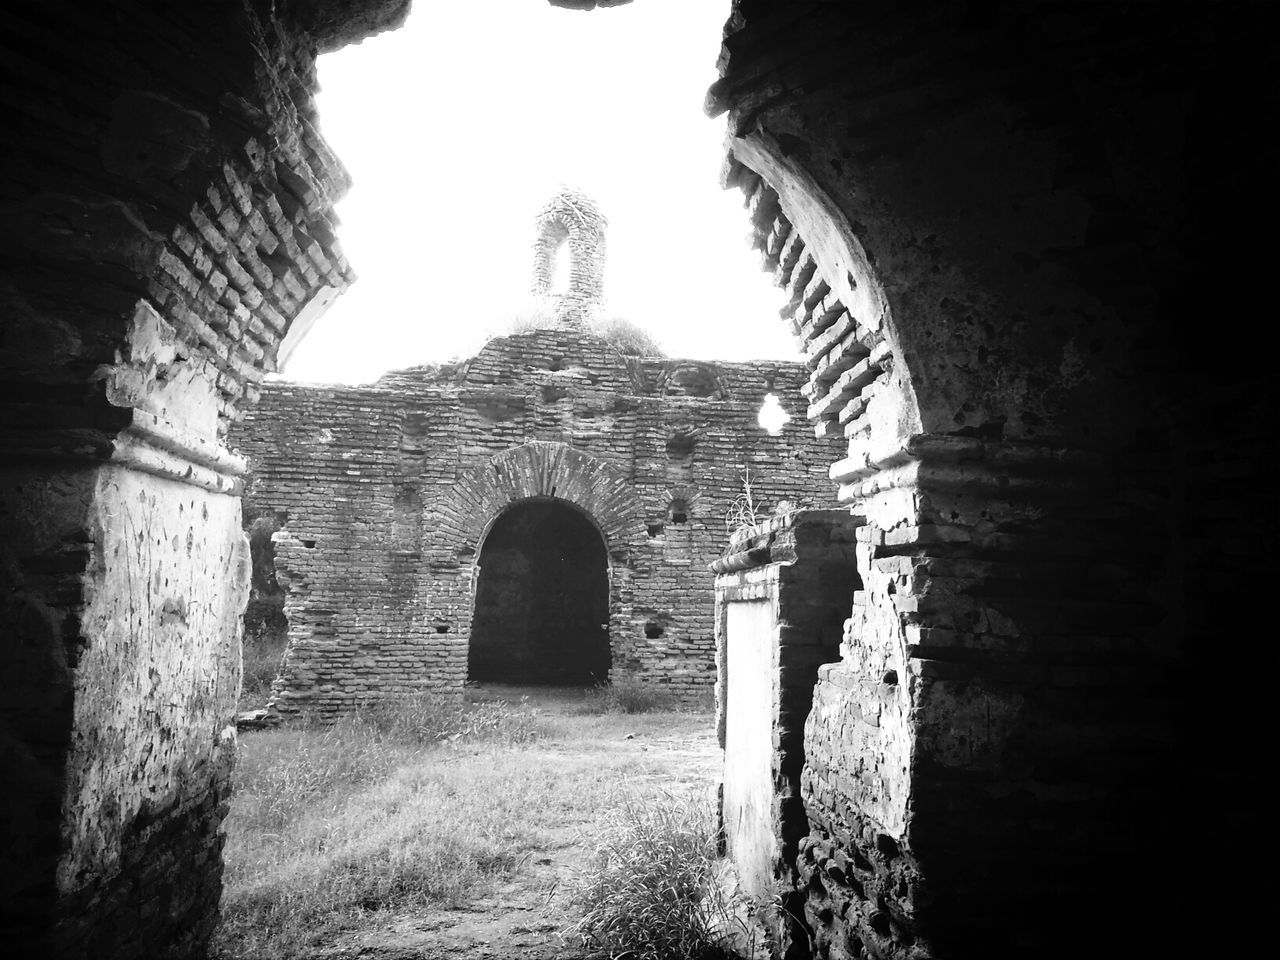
[
  {"x1": 647, "y1": 522, "x2": 664, "y2": 537},
  {"x1": 301, "y1": 539, "x2": 316, "y2": 548},
  {"x1": 665, "y1": 431, "x2": 697, "y2": 457},
  {"x1": 644, "y1": 620, "x2": 664, "y2": 639},
  {"x1": 668, "y1": 364, "x2": 721, "y2": 398},
  {"x1": 757, "y1": 392, "x2": 791, "y2": 435},
  {"x1": 541, "y1": 383, "x2": 570, "y2": 403},
  {"x1": 434, "y1": 624, "x2": 450, "y2": 633},
  {"x1": 869, "y1": 909, "x2": 891, "y2": 938},
  {"x1": 669, "y1": 498, "x2": 688, "y2": 524},
  {"x1": 875, "y1": 833, "x2": 899, "y2": 860}
]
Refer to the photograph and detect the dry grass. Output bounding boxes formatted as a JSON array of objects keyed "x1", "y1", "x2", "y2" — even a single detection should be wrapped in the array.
[
  {"x1": 238, "y1": 634, "x2": 285, "y2": 710},
  {"x1": 214, "y1": 696, "x2": 722, "y2": 960},
  {"x1": 572, "y1": 796, "x2": 754, "y2": 960},
  {"x1": 578, "y1": 676, "x2": 683, "y2": 715},
  {"x1": 589, "y1": 316, "x2": 665, "y2": 357}
]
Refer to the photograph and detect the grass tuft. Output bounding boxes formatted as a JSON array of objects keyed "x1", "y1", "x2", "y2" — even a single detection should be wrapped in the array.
[
  {"x1": 571, "y1": 795, "x2": 751, "y2": 960},
  {"x1": 578, "y1": 676, "x2": 680, "y2": 715},
  {"x1": 590, "y1": 315, "x2": 665, "y2": 357},
  {"x1": 352, "y1": 692, "x2": 545, "y2": 746}
]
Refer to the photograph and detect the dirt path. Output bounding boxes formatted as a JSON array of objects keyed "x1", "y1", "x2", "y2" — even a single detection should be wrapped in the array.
[{"x1": 309, "y1": 686, "x2": 722, "y2": 960}]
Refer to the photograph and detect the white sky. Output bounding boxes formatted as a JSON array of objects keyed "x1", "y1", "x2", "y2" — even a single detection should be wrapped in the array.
[{"x1": 282, "y1": 0, "x2": 799, "y2": 384}]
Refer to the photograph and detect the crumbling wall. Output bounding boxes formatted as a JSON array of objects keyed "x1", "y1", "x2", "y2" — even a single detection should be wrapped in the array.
[
  {"x1": 709, "y1": 2, "x2": 1275, "y2": 957},
  {"x1": 231, "y1": 328, "x2": 838, "y2": 714},
  {"x1": 714, "y1": 510, "x2": 860, "y2": 957}
]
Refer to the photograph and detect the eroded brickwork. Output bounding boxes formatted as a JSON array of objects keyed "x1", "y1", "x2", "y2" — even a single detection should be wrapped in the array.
[
  {"x1": 714, "y1": 510, "x2": 861, "y2": 958},
  {"x1": 710, "y1": 2, "x2": 1275, "y2": 958},
  {"x1": 232, "y1": 327, "x2": 838, "y2": 717},
  {"x1": 0, "y1": 1, "x2": 405, "y2": 955},
  {"x1": 530, "y1": 187, "x2": 608, "y2": 328}
]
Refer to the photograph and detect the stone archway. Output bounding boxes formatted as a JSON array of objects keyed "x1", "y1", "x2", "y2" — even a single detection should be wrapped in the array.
[
  {"x1": 424, "y1": 440, "x2": 644, "y2": 688},
  {"x1": 468, "y1": 498, "x2": 610, "y2": 685}
]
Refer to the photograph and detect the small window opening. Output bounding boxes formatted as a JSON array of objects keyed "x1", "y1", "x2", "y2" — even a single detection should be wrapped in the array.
[
  {"x1": 666, "y1": 431, "x2": 697, "y2": 457},
  {"x1": 550, "y1": 240, "x2": 570, "y2": 294},
  {"x1": 669, "y1": 498, "x2": 689, "y2": 524},
  {"x1": 757, "y1": 392, "x2": 791, "y2": 435}
]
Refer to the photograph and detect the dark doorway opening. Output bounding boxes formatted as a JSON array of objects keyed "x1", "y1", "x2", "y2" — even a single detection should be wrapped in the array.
[{"x1": 468, "y1": 499, "x2": 609, "y2": 685}]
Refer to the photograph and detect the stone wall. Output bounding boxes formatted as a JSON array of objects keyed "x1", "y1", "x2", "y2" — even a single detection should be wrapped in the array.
[{"x1": 230, "y1": 327, "x2": 839, "y2": 717}]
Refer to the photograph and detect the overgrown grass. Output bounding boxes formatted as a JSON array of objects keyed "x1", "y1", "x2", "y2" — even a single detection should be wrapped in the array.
[
  {"x1": 215, "y1": 696, "x2": 721, "y2": 959},
  {"x1": 578, "y1": 676, "x2": 682, "y2": 715},
  {"x1": 572, "y1": 795, "x2": 752, "y2": 960},
  {"x1": 215, "y1": 696, "x2": 548, "y2": 959},
  {"x1": 238, "y1": 636, "x2": 285, "y2": 709},
  {"x1": 589, "y1": 315, "x2": 665, "y2": 357}
]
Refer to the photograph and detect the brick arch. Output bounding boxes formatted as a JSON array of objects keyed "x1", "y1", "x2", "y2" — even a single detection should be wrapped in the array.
[
  {"x1": 435, "y1": 440, "x2": 643, "y2": 561},
  {"x1": 422, "y1": 441, "x2": 644, "y2": 688}
]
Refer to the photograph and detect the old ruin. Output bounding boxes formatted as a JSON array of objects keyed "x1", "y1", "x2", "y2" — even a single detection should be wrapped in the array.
[
  {"x1": 228, "y1": 187, "x2": 838, "y2": 715},
  {"x1": 0, "y1": 1, "x2": 1272, "y2": 958}
]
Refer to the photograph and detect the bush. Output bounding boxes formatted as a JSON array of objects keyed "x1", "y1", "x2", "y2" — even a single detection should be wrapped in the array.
[
  {"x1": 590, "y1": 316, "x2": 665, "y2": 357},
  {"x1": 352, "y1": 693, "x2": 544, "y2": 746},
  {"x1": 579, "y1": 677, "x2": 679, "y2": 715},
  {"x1": 571, "y1": 796, "x2": 750, "y2": 960}
]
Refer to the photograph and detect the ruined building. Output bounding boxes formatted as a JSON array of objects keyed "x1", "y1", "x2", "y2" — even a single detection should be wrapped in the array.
[
  {"x1": 0, "y1": 1, "x2": 1272, "y2": 958},
  {"x1": 228, "y1": 188, "x2": 837, "y2": 716}
]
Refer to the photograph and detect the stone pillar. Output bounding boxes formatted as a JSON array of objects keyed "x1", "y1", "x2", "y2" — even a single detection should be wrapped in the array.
[
  {"x1": 713, "y1": 510, "x2": 861, "y2": 958},
  {"x1": 0, "y1": 2, "x2": 407, "y2": 954}
]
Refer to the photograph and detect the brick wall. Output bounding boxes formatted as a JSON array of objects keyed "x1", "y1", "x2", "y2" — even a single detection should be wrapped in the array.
[{"x1": 230, "y1": 327, "x2": 840, "y2": 716}]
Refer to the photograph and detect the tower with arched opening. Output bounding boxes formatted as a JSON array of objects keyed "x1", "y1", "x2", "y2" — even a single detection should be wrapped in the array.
[{"x1": 529, "y1": 187, "x2": 608, "y2": 328}]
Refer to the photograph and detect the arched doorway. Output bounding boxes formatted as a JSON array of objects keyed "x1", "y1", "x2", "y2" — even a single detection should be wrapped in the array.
[{"x1": 468, "y1": 498, "x2": 609, "y2": 685}]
